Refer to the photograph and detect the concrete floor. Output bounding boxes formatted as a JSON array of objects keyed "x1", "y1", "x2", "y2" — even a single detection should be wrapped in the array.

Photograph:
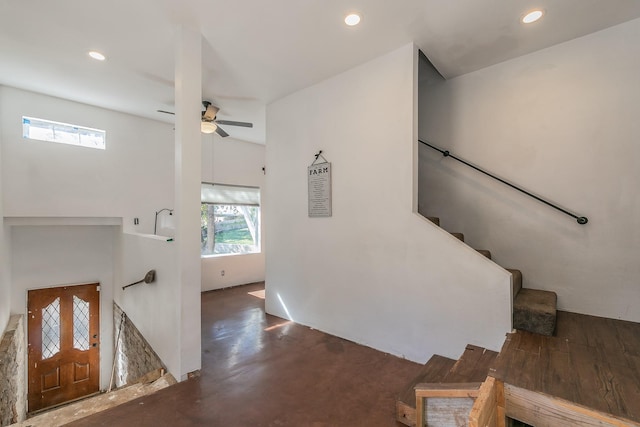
[{"x1": 67, "y1": 282, "x2": 422, "y2": 426}]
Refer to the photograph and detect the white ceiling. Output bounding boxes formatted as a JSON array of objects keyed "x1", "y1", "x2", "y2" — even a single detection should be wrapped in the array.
[{"x1": 2, "y1": 1, "x2": 640, "y2": 145}]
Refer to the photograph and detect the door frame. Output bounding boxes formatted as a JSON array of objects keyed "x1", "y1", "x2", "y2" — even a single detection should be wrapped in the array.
[{"x1": 26, "y1": 282, "x2": 102, "y2": 413}]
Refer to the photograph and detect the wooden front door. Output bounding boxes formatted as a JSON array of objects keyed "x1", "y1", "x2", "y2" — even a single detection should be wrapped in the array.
[{"x1": 27, "y1": 283, "x2": 100, "y2": 412}]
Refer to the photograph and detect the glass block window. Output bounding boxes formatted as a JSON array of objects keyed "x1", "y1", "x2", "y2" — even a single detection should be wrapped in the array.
[
  {"x1": 73, "y1": 296, "x2": 90, "y2": 351},
  {"x1": 42, "y1": 298, "x2": 61, "y2": 359},
  {"x1": 22, "y1": 116, "x2": 106, "y2": 150}
]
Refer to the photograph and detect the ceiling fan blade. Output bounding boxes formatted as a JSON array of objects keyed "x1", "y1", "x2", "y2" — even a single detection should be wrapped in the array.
[
  {"x1": 157, "y1": 109, "x2": 175, "y2": 115},
  {"x1": 215, "y1": 126, "x2": 229, "y2": 138},
  {"x1": 215, "y1": 120, "x2": 253, "y2": 128}
]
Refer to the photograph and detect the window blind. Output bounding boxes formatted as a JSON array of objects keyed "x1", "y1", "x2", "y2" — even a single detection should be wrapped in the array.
[{"x1": 201, "y1": 183, "x2": 260, "y2": 206}]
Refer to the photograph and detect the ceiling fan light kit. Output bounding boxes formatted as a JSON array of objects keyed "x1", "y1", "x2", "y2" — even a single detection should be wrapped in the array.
[
  {"x1": 157, "y1": 101, "x2": 254, "y2": 137},
  {"x1": 201, "y1": 121, "x2": 217, "y2": 134}
]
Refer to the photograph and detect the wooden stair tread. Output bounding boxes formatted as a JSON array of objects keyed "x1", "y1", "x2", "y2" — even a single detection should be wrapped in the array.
[
  {"x1": 396, "y1": 355, "x2": 457, "y2": 425},
  {"x1": 476, "y1": 249, "x2": 491, "y2": 259},
  {"x1": 397, "y1": 354, "x2": 457, "y2": 407},
  {"x1": 443, "y1": 344, "x2": 498, "y2": 383},
  {"x1": 426, "y1": 216, "x2": 440, "y2": 226},
  {"x1": 451, "y1": 232, "x2": 464, "y2": 242},
  {"x1": 396, "y1": 345, "x2": 498, "y2": 426},
  {"x1": 492, "y1": 312, "x2": 640, "y2": 425},
  {"x1": 398, "y1": 345, "x2": 497, "y2": 408}
]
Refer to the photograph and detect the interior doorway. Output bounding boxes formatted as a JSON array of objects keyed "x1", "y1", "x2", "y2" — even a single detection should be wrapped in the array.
[{"x1": 27, "y1": 283, "x2": 100, "y2": 412}]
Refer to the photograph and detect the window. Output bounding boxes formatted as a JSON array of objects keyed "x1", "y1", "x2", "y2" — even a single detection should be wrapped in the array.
[
  {"x1": 22, "y1": 116, "x2": 106, "y2": 150},
  {"x1": 201, "y1": 183, "x2": 261, "y2": 256}
]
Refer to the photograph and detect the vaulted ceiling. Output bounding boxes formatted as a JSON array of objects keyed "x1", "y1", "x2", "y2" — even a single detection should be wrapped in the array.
[{"x1": 2, "y1": 1, "x2": 640, "y2": 144}]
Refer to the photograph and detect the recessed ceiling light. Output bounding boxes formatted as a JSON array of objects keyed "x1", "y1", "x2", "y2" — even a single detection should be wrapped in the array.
[
  {"x1": 88, "y1": 51, "x2": 106, "y2": 61},
  {"x1": 522, "y1": 10, "x2": 544, "y2": 24},
  {"x1": 344, "y1": 13, "x2": 361, "y2": 26}
]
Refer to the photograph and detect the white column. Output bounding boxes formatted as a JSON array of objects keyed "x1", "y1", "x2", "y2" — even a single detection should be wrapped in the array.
[{"x1": 174, "y1": 25, "x2": 202, "y2": 380}]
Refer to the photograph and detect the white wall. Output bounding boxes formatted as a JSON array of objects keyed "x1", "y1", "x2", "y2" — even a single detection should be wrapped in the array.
[
  {"x1": 115, "y1": 232, "x2": 180, "y2": 378},
  {"x1": 10, "y1": 225, "x2": 116, "y2": 390},
  {"x1": 0, "y1": 86, "x2": 174, "y2": 232},
  {"x1": 418, "y1": 18, "x2": 640, "y2": 322},
  {"x1": 0, "y1": 86, "x2": 9, "y2": 333},
  {"x1": 265, "y1": 43, "x2": 511, "y2": 363},
  {"x1": 0, "y1": 86, "x2": 180, "y2": 387},
  {"x1": 201, "y1": 136, "x2": 266, "y2": 291}
]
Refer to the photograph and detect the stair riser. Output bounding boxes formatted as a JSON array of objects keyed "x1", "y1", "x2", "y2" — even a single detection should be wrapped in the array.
[
  {"x1": 513, "y1": 289, "x2": 557, "y2": 336},
  {"x1": 513, "y1": 310, "x2": 556, "y2": 336}
]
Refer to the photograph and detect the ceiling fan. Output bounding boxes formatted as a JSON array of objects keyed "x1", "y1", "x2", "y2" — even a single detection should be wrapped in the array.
[{"x1": 157, "y1": 101, "x2": 253, "y2": 137}]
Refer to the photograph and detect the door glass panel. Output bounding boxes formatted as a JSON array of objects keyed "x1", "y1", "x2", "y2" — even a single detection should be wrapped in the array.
[
  {"x1": 42, "y1": 298, "x2": 61, "y2": 359},
  {"x1": 73, "y1": 295, "x2": 90, "y2": 351}
]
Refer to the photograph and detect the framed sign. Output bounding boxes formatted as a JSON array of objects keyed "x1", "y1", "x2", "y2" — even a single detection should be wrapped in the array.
[{"x1": 308, "y1": 152, "x2": 332, "y2": 217}]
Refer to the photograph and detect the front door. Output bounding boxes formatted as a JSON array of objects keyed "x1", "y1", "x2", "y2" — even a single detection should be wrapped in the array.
[{"x1": 27, "y1": 283, "x2": 100, "y2": 412}]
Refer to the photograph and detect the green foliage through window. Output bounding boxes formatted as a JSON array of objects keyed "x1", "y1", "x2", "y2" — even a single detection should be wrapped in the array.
[{"x1": 201, "y1": 204, "x2": 260, "y2": 256}]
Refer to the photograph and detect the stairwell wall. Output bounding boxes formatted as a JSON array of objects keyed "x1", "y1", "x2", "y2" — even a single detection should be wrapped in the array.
[
  {"x1": 10, "y1": 225, "x2": 117, "y2": 390},
  {"x1": 265, "y1": 43, "x2": 512, "y2": 363},
  {"x1": 115, "y1": 232, "x2": 180, "y2": 380},
  {"x1": 418, "y1": 18, "x2": 640, "y2": 322},
  {"x1": 0, "y1": 86, "x2": 182, "y2": 386}
]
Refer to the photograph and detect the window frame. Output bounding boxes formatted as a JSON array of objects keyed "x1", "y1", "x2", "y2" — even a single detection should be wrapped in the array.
[
  {"x1": 22, "y1": 116, "x2": 106, "y2": 150},
  {"x1": 200, "y1": 183, "x2": 261, "y2": 258}
]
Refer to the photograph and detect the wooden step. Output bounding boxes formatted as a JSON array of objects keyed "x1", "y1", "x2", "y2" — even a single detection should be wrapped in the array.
[
  {"x1": 451, "y1": 232, "x2": 464, "y2": 242},
  {"x1": 15, "y1": 372, "x2": 176, "y2": 427},
  {"x1": 396, "y1": 345, "x2": 498, "y2": 426},
  {"x1": 476, "y1": 249, "x2": 491, "y2": 259},
  {"x1": 396, "y1": 355, "x2": 456, "y2": 426},
  {"x1": 443, "y1": 344, "x2": 498, "y2": 383},
  {"x1": 426, "y1": 216, "x2": 440, "y2": 226},
  {"x1": 513, "y1": 288, "x2": 557, "y2": 336}
]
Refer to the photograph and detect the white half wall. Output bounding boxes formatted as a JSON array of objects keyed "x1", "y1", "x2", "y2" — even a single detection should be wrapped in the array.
[
  {"x1": 10, "y1": 225, "x2": 116, "y2": 390},
  {"x1": 418, "y1": 18, "x2": 640, "y2": 322},
  {"x1": 115, "y1": 232, "x2": 180, "y2": 379},
  {"x1": 200, "y1": 136, "x2": 266, "y2": 291},
  {"x1": 265, "y1": 43, "x2": 511, "y2": 363}
]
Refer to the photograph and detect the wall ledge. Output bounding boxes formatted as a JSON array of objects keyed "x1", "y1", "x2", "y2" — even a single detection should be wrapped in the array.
[
  {"x1": 4, "y1": 217, "x2": 122, "y2": 227},
  {"x1": 122, "y1": 232, "x2": 173, "y2": 242}
]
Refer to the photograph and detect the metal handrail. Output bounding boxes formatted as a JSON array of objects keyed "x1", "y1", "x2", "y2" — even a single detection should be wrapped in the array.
[{"x1": 419, "y1": 139, "x2": 588, "y2": 225}]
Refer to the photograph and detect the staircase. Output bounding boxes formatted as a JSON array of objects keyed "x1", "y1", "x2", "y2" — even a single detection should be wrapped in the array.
[
  {"x1": 427, "y1": 216, "x2": 557, "y2": 336},
  {"x1": 396, "y1": 344, "x2": 498, "y2": 426},
  {"x1": 11, "y1": 370, "x2": 176, "y2": 427}
]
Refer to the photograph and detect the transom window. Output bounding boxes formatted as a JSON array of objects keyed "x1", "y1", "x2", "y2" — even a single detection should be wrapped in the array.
[{"x1": 22, "y1": 116, "x2": 106, "y2": 150}]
